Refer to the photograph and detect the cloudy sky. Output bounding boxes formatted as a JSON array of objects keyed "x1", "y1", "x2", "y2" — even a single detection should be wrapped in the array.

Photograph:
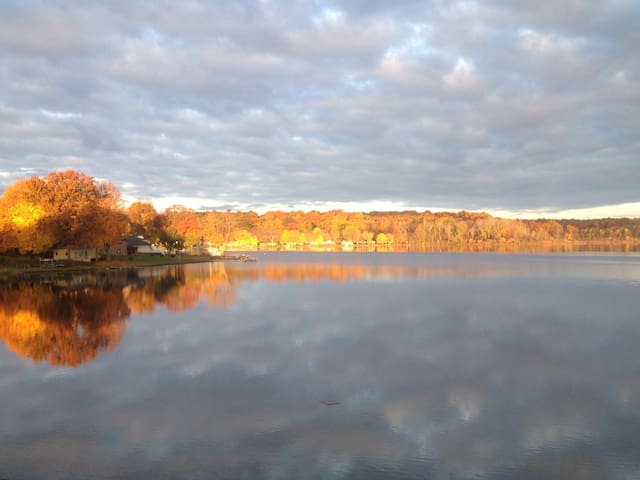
[{"x1": 0, "y1": 0, "x2": 638, "y2": 218}]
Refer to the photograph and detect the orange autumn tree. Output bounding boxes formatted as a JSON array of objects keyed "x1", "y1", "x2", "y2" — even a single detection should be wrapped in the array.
[
  {"x1": 162, "y1": 205, "x2": 203, "y2": 247},
  {"x1": 0, "y1": 176, "x2": 52, "y2": 253},
  {"x1": 4, "y1": 170, "x2": 640, "y2": 255},
  {"x1": 0, "y1": 170, "x2": 129, "y2": 254},
  {"x1": 127, "y1": 201, "x2": 166, "y2": 242},
  {"x1": 38, "y1": 171, "x2": 128, "y2": 249}
]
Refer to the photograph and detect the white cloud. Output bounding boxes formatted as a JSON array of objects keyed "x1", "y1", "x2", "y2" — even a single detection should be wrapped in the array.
[
  {"x1": 442, "y1": 58, "x2": 480, "y2": 92},
  {"x1": 40, "y1": 109, "x2": 82, "y2": 120},
  {"x1": 0, "y1": 0, "x2": 638, "y2": 217},
  {"x1": 518, "y1": 29, "x2": 579, "y2": 55},
  {"x1": 490, "y1": 202, "x2": 640, "y2": 220}
]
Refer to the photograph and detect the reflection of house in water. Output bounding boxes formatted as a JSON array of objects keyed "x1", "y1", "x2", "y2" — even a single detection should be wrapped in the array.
[{"x1": 44, "y1": 269, "x2": 142, "y2": 290}]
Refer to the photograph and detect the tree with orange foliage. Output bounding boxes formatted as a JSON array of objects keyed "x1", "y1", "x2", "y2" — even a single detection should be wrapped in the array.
[
  {"x1": 199, "y1": 211, "x2": 224, "y2": 244},
  {"x1": 0, "y1": 170, "x2": 128, "y2": 254},
  {"x1": 255, "y1": 211, "x2": 283, "y2": 244},
  {"x1": 127, "y1": 201, "x2": 166, "y2": 242},
  {"x1": 0, "y1": 176, "x2": 54, "y2": 253},
  {"x1": 162, "y1": 205, "x2": 203, "y2": 247}
]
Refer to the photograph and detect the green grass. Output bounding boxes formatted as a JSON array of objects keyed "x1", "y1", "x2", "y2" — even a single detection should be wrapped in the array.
[{"x1": 0, "y1": 254, "x2": 217, "y2": 275}]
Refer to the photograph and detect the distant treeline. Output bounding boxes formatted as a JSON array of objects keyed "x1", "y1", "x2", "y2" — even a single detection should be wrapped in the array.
[
  {"x1": 160, "y1": 208, "x2": 640, "y2": 247},
  {"x1": 1, "y1": 170, "x2": 639, "y2": 255}
]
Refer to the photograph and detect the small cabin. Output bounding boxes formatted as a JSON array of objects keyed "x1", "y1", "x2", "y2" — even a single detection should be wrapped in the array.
[
  {"x1": 53, "y1": 246, "x2": 100, "y2": 262},
  {"x1": 105, "y1": 237, "x2": 163, "y2": 256}
]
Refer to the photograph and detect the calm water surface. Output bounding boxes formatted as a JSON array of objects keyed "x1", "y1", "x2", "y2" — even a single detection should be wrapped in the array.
[{"x1": 1, "y1": 252, "x2": 640, "y2": 479}]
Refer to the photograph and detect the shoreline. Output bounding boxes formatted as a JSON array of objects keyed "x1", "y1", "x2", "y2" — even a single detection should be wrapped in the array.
[
  {"x1": 1, "y1": 241, "x2": 638, "y2": 277},
  {"x1": 0, "y1": 254, "x2": 254, "y2": 278}
]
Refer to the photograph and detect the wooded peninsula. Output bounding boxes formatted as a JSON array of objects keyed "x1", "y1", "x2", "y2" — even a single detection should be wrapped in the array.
[{"x1": 1, "y1": 170, "x2": 639, "y2": 257}]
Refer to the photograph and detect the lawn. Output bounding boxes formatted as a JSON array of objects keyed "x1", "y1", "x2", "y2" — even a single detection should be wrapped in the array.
[{"x1": 0, "y1": 254, "x2": 217, "y2": 275}]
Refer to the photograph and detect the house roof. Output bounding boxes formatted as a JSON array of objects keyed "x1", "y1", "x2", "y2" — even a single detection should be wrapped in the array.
[{"x1": 125, "y1": 236, "x2": 151, "y2": 247}]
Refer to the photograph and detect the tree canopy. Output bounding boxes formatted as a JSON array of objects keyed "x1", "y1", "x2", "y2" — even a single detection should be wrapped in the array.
[
  {"x1": 0, "y1": 171, "x2": 128, "y2": 254},
  {"x1": 1, "y1": 169, "x2": 640, "y2": 256}
]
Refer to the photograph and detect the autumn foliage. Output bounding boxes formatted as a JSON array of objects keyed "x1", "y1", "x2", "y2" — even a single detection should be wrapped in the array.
[
  {"x1": 1, "y1": 169, "x2": 640, "y2": 256},
  {"x1": 0, "y1": 171, "x2": 128, "y2": 254},
  {"x1": 153, "y1": 208, "x2": 640, "y2": 250}
]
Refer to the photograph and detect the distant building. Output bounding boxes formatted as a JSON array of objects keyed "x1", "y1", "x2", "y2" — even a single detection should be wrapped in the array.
[
  {"x1": 120, "y1": 236, "x2": 165, "y2": 255},
  {"x1": 108, "y1": 238, "x2": 128, "y2": 256},
  {"x1": 341, "y1": 240, "x2": 354, "y2": 250},
  {"x1": 53, "y1": 246, "x2": 100, "y2": 262}
]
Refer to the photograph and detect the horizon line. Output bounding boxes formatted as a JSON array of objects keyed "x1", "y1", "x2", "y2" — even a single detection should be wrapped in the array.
[{"x1": 123, "y1": 196, "x2": 640, "y2": 221}]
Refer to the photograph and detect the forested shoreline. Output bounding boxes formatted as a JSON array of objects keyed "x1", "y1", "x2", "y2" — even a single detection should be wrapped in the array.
[{"x1": 1, "y1": 170, "x2": 639, "y2": 256}]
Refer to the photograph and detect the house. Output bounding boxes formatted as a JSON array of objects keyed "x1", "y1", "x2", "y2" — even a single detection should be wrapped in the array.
[
  {"x1": 53, "y1": 246, "x2": 100, "y2": 263},
  {"x1": 107, "y1": 238, "x2": 128, "y2": 256},
  {"x1": 341, "y1": 240, "x2": 354, "y2": 250},
  {"x1": 104, "y1": 236, "x2": 164, "y2": 257}
]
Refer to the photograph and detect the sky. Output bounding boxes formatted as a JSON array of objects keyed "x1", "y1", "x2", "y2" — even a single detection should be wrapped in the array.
[{"x1": 0, "y1": 0, "x2": 639, "y2": 219}]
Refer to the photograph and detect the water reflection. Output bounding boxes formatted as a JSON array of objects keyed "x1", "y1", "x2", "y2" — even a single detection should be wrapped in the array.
[
  {"x1": 123, "y1": 263, "x2": 236, "y2": 313},
  {"x1": 0, "y1": 257, "x2": 501, "y2": 367},
  {"x1": 0, "y1": 282, "x2": 129, "y2": 366},
  {"x1": 0, "y1": 264, "x2": 237, "y2": 366},
  {"x1": 2, "y1": 254, "x2": 640, "y2": 367},
  {"x1": 2, "y1": 254, "x2": 640, "y2": 479}
]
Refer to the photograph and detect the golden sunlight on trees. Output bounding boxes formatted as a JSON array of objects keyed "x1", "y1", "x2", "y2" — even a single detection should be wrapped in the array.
[
  {"x1": 127, "y1": 201, "x2": 165, "y2": 242},
  {"x1": 0, "y1": 177, "x2": 49, "y2": 253},
  {"x1": 2, "y1": 169, "x2": 640, "y2": 256},
  {"x1": 280, "y1": 229, "x2": 304, "y2": 246},
  {"x1": 163, "y1": 205, "x2": 202, "y2": 246},
  {"x1": 0, "y1": 170, "x2": 128, "y2": 255},
  {"x1": 376, "y1": 232, "x2": 388, "y2": 244},
  {"x1": 231, "y1": 229, "x2": 259, "y2": 247},
  {"x1": 311, "y1": 227, "x2": 325, "y2": 244}
]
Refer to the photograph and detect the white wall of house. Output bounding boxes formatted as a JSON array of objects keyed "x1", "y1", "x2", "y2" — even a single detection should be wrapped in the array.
[{"x1": 53, "y1": 247, "x2": 99, "y2": 262}]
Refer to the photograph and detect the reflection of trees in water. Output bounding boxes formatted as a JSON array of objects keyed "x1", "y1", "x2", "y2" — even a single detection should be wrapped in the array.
[
  {"x1": 152, "y1": 266, "x2": 198, "y2": 313},
  {"x1": 0, "y1": 262, "x2": 238, "y2": 366},
  {"x1": 123, "y1": 263, "x2": 237, "y2": 313},
  {"x1": 0, "y1": 283, "x2": 129, "y2": 366},
  {"x1": 0, "y1": 260, "x2": 514, "y2": 367},
  {"x1": 224, "y1": 262, "x2": 511, "y2": 283}
]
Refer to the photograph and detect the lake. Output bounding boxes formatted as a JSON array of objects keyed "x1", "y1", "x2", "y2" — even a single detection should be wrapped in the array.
[{"x1": 1, "y1": 252, "x2": 640, "y2": 479}]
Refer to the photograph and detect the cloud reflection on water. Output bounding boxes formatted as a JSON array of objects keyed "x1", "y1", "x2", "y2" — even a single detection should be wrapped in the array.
[{"x1": 1, "y1": 253, "x2": 640, "y2": 479}]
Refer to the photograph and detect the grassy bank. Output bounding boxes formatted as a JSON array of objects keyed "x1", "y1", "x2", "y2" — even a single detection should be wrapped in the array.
[{"x1": 0, "y1": 254, "x2": 218, "y2": 276}]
